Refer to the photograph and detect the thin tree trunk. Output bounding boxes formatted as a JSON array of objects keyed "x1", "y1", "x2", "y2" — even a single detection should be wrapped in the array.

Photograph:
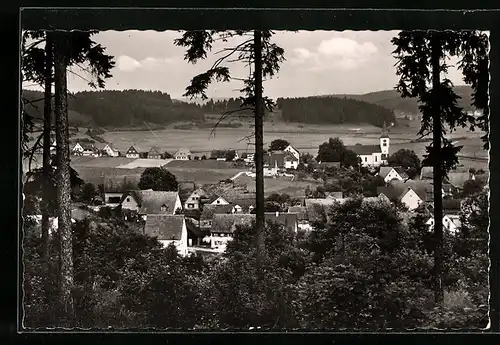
[
  {"x1": 254, "y1": 30, "x2": 265, "y2": 279},
  {"x1": 53, "y1": 31, "x2": 75, "y2": 322},
  {"x1": 42, "y1": 31, "x2": 53, "y2": 305},
  {"x1": 431, "y1": 35, "x2": 444, "y2": 305}
]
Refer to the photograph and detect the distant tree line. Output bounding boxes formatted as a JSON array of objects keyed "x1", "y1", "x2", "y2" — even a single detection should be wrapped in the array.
[{"x1": 276, "y1": 96, "x2": 396, "y2": 127}]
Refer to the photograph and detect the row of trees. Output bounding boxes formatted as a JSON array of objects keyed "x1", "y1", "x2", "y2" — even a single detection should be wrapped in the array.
[
  {"x1": 23, "y1": 189, "x2": 489, "y2": 329},
  {"x1": 276, "y1": 96, "x2": 396, "y2": 127}
]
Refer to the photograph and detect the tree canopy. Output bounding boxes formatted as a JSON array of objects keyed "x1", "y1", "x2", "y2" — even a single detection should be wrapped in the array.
[
  {"x1": 316, "y1": 137, "x2": 359, "y2": 168},
  {"x1": 269, "y1": 139, "x2": 290, "y2": 151},
  {"x1": 138, "y1": 167, "x2": 179, "y2": 191}
]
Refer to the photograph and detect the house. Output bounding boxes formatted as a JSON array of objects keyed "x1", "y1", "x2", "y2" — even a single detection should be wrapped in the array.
[
  {"x1": 125, "y1": 146, "x2": 140, "y2": 159},
  {"x1": 210, "y1": 214, "x2": 255, "y2": 251},
  {"x1": 426, "y1": 214, "x2": 462, "y2": 235},
  {"x1": 265, "y1": 212, "x2": 298, "y2": 233},
  {"x1": 288, "y1": 206, "x2": 313, "y2": 231},
  {"x1": 72, "y1": 142, "x2": 98, "y2": 157},
  {"x1": 147, "y1": 146, "x2": 162, "y2": 159},
  {"x1": 230, "y1": 195, "x2": 256, "y2": 214},
  {"x1": 200, "y1": 204, "x2": 234, "y2": 231},
  {"x1": 101, "y1": 175, "x2": 139, "y2": 207},
  {"x1": 346, "y1": 122, "x2": 390, "y2": 167},
  {"x1": 378, "y1": 180, "x2": 434, "y2": 211},
  {"x1": 144, "y1": 215, "x2": 189, "y2": 256},
  {"x1": 183, "y1": 188, "x2": 206, "y2": 210},
  {"x1": 210, "y1": 149, "x2": 239, "y2": 161},
  {"x1": 120, "y1": 190, "x2": 183, "y2": 219},
  {"x1": 284, "y1": 151, "x2": 299, "y2": 169},
  {"x1": 243, "y1": 152, "x2": 255, "y2": 164},
  {"x1": 208, "y1": 195, "x2": 231, "y2": 206},
  {"x1": 378, "y1": 166, "x2": 409, "y2": 183},
  {"x1": 178, "y1": 180, "x2": 197, "y2": 208},
  {"x1": 174, "y1": 148, "x2": 192, "y2": 160},
  {"x1": 99, "y1": 143, "x2": 120, "y2": 157},
  {"x1": 72, "y1": 142, "x2": 84, "y2": 155},
  {"x1": 284, "y1": 144, "x2": 300, "y2": 161}
]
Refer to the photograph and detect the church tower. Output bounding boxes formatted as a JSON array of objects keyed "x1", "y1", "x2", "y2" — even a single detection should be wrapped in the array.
[{"x1": 380, "y1": 121, "x2": 390, "y2": 159}]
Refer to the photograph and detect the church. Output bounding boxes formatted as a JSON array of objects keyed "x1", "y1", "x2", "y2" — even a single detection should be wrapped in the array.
[{"x1": 347, "y1": 122, "x2": 390, "y2": 167}]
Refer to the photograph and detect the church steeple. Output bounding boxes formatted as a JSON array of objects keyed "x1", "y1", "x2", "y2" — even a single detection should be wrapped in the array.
[{"x1": 380, "y1": 121, "x2": 389, "y2": 139}]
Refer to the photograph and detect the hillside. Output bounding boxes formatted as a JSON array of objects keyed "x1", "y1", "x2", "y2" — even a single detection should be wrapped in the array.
[
  {"x1": 276, "y1": 96, "x2": 396, "y2": 128},
  {"x1": 22, "y1": 89, "x2": 205, "y2": 129},
  {"x1": 332, "y1": 85, "x2": 475, "y2": 114}
]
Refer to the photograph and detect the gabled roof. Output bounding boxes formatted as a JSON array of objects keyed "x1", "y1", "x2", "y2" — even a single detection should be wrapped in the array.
[
  {"x1": 144, "y1": 214, "x2": 185, "y2": 240},
  {"x1": 264, "y1": 212, "x2": 298, "y2": 232},
  {"x1": 211, "y1": 214, "x2": 255, "y2": 234},
  {"x1": 231, "y1": 196, "x2": 256, "y2": 210},
  {"x1": 200, "y1": 204, "x2": 233, "y2": 220},
  {"x1": 284, "y1": 151, "x2": 299, "y2": 162},
  {"x1": 123, "y1": 190, "x2": 180, "y2": 214},
  {"x1": 444, "y1": 214, "x2": 462, "y2": 229},
  {"x1": 285, "y1": 144, "x2": 300, "y2": 154},
  {"x1": 175, "y1": 148, "x2": 191, "y2": 155},
  {"x1": 80, "y1": 143, "x2": 96, "y2": 151},
  {"x1": 378, "y1": 166, "x2": 394, "y2": 179},
  {"x1": 185, "y1": 218, "x2": 204, "y2": 237},
  {"x1": 393, "y1": 167, "x2": 409, "y2": 179},
  {"x1": 347, "y1": 144, "x2": 381, "y2": 155},
  {"x1": 126, "y1": 146, "x2": 138, "y2": 154},
  {"x1": 148, "y1": 146, "x2": 161, "y2": 155},
  {"x1": 263, "y1": 151, "x2": 285, "y2": 168},
  {"x1": 389, "y1": 180, "x2": 434, "y2": 202},
  {"x1": 377, "y1": 186, "x2": 403, "y2": 201}
]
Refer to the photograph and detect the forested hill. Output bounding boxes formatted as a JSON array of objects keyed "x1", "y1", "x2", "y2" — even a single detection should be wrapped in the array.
[
  {"x1": 276, "y1": 96, "x2": 396, "y2": 127},
  {"x1": 22, "y1": 89, "x2": 205, "y2": 128},
  {"x1": 331, "y1": 85, "x2": 475, "y2": 114}
]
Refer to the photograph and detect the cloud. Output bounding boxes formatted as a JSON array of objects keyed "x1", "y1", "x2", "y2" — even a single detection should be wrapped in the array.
[
  {"x1": 116, "y1": 55, "x2": 142, "y2": 72},
  {"x1": 317, "y1": 37, "x2": 378, "y2": 58}
]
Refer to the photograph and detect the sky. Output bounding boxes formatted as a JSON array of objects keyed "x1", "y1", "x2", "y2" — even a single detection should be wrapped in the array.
[{"x1": 25, "y1": 30, "x2": 471, "y2": 100}]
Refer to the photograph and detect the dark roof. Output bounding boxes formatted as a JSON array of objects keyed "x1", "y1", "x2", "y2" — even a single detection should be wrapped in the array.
[
  {"x1": 200, "y1": 204, "x2": 233, "y2": 220},
  {"x1": 284, "y1": 151, "x2": 299, "y2": 162},
  {"x1": 388, "y1": 180, "x2": 434, "y2": 202},
  {"x1": 264, "y1": 212, "x2": 298, "y2": 232},
  {"x1": 347, "y1": 144, "x2": 381, "y2": 155},
  {"x1": 288, "y1": 206, "x2": 308, "y2": 220},
  {"x1": 185, "y1": 218, "x2": 204, "y2": 237},
  {"x1": 377, "y1": 186, "x2": 403, "y2": 201},
  {"x1": 144, "y1": 214, "x2": 185, "y2": 240},
  {"x1": 231, "y1": 196, "x2": 256, "y2": 210},
  {"x1": 123, "y1": 190, "x2": 180, "y2": 214},
  {"x1": 211, "y1": 214, "x2": 255, "y2": 234},
  {"x1": 148, "y1": 146, "x2": 161, "y2": 156},
  {"x1": 318, "y1": 161, "x2": 341, "y2": 169},
  {"x1": 443, "y1": 199, "x2": 462, "y2": 212},
  {"x1": 263, "y1": 152, "x2": 285, "y2": 168},
  {"x1": 126, "y1": 146, "x2": 138, "y2": 154},
  {"x1": 183, "y1": 209, "x2": 202, "y2": 221}
]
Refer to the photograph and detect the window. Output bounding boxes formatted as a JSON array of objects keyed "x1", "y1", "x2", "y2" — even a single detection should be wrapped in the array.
[
  {"x1": 126, "y1": 197, "x2": 130, "y2": 202},
  {"x1": 364, "y1": 157, "x2": 368, "y2": 162},
  {"x1": 375, "y1": 156, "x2": 377, "y2": 162},
  {"x1": 216, "y1": 200, "x2": 220, "y2": 204},
  {"x1": 383, "y1": 142, "x2": 387, "y2": 147},
  {"x1": 188, "y1": 204, "x2": 194, "y2": 209},
  {"x1": 161, "y1": 205, "x2": 167, "y2": 212}
]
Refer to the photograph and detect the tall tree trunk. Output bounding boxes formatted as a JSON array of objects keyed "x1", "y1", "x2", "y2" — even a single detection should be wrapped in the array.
[
  {"x1": 253, "y1": 30, "x2": 265, "y2": 279},
  {"x1": 431, "y1": 35, "x2": 444, "y2": 305},
  {"x1": 53, "y1": 31, "x2": 75, "y2": 322},
  {"x1": 41, "y1": 31, "x2": 53, "y2": 304}
]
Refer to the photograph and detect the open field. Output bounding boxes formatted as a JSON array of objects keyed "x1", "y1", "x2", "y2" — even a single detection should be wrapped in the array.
[
  {"x1": 164, "y1": 160, "x2": 237, "y2": 170},
  {"x1": 117, "y1": 159, "x2": 173, "y2": 169}
]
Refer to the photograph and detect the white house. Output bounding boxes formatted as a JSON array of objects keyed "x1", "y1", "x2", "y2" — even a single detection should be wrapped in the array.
[
  {"x1": 426, "y1": 214, "x2": 462, "y2": 235},
  {"x1": 284, "y1": 144, "x2": 300, "y2": 161},
  {"x1": 184, "y1": 188, "x2": 205, "y2": 210},
  {"x1": 399, "y1": 188, "x2": 424, "y2": 211},
  {"x1": 121, "y1": 190, "x2": 183, "y2": 220},
  {"x1": 125, "y1": 146, "x2": 140, "y2": 159},
  {"x1": 72, "y1": 142, "x2": 98, "y2": 156},
  {"x1": 347, "y1": 122, "x2": 390, "y2": 167},
  {"x1": 174, "y1": 148, "x2": 192, "y2": 160},
  {"x1": 144, "y1": 215, "x2": 189, "y2": 256},
  {"x1": 288, "y1": 206, "x2": 313, "y2": 231},
  {"x1": 72, "y1": 142, "x2": 84, "y2": 155},
  {"x1": 378, "y1": 166, "x2": 408, "y2": 183},
  {"x1": 209, "y1": 195, "x2": 230, "y2": 206},
  {"x1": 378, "y1": 182, "x2": 433, "y2": 211},
  {"x1": 102, "y1": 144, "x2": 119, "y2": 157}
]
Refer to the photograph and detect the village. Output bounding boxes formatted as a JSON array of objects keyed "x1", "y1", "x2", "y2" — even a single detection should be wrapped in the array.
[{"x1": 42, "y1": 123, "x2": 487, "y2": 257}]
